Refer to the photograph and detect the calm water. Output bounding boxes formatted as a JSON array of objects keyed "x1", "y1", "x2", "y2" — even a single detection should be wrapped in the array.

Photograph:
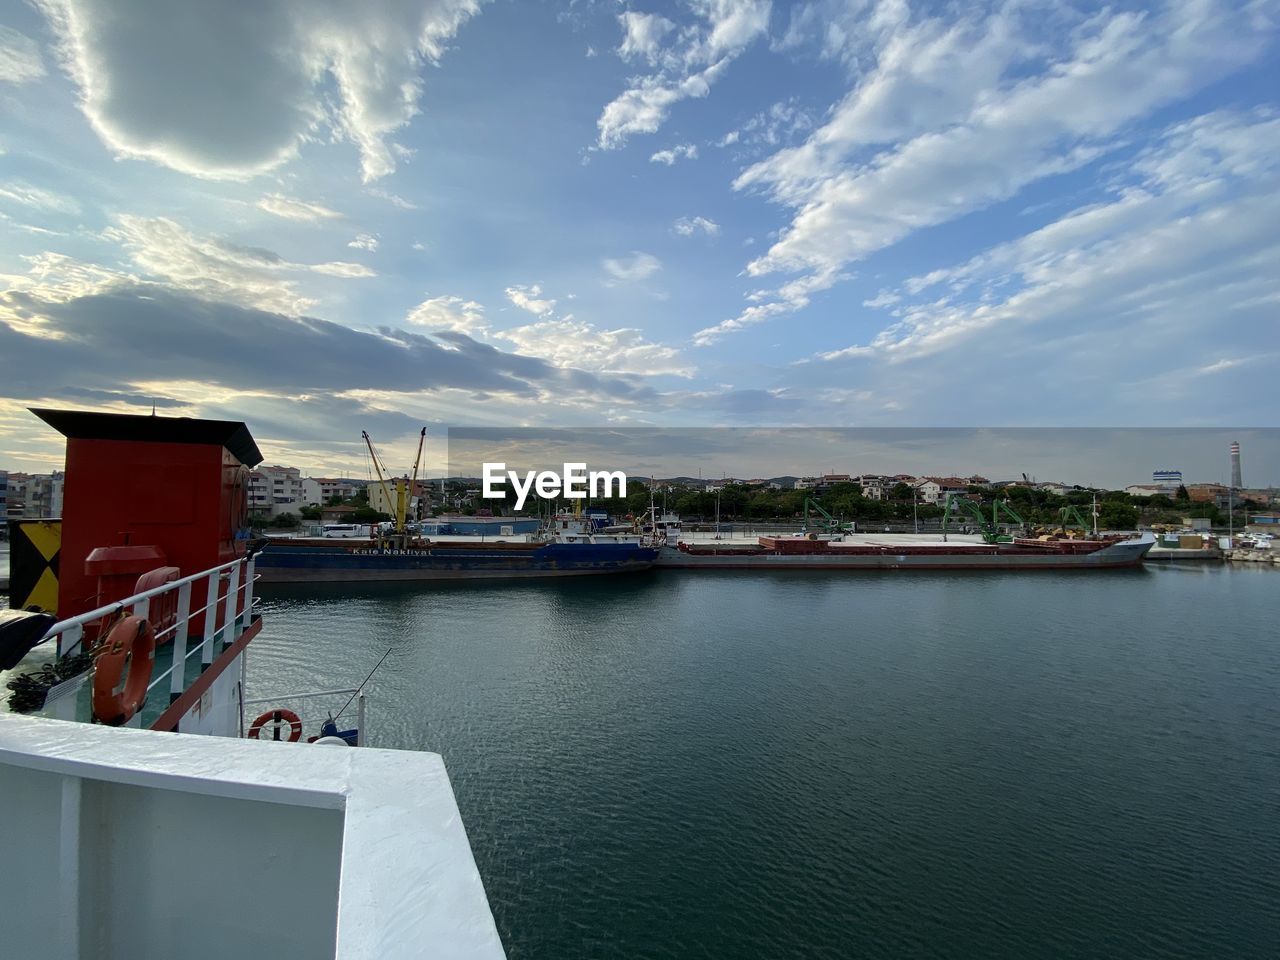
[{"x1": 251, "y1": 565, "x2": 1279, "y2": 958}]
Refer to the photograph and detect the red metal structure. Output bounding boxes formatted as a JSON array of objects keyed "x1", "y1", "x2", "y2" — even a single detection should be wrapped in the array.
[{"x1": 31, "y1": 408, "x2": 262, "y2": 626}]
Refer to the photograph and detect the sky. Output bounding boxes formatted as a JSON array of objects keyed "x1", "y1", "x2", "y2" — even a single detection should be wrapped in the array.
[{"x1": 0, "y1": 0, "x2": 1277, "y2": 481}]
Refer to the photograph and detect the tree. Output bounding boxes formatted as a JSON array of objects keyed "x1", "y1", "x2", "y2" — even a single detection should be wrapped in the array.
[
  {"x1": 1098, "y1": 502, "x2": 1138, "y2": 530},
  {"x1": 272, "y1": 512, "x2": 300, "y2": 529},
  {"x1": 1175, "y1": 484, "x2": 1190, "y2": 501},
  {"x1": 890, "y1": 482, "x2": 913, "y2": 501},
  {"x1": 299, "y1": 505, "x2": 322, "y2": 520}
]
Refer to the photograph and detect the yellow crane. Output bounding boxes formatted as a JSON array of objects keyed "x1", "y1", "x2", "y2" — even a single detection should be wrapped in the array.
[{"x1": 362, "y1": 427, "x2": 426, "y2": 541}]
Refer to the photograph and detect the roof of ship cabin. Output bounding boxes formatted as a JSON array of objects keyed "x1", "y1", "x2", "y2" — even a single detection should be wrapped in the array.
[{"x1": 30, "y1": 407, "x2": 263, "y2": 467}]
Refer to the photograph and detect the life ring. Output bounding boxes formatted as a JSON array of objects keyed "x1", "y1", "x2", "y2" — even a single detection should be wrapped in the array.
[
  {"x1": 92, "y1": 616, "x2": 155, "y2": 726},
  {"x1": 249, "y1": 708, "x2": 303, "y2": 742}
]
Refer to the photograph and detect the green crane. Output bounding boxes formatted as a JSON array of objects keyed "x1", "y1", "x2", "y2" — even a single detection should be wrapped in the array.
[
  {"x1": 942, "y1": 495, "x2": 1024, "y2": 544},
  {"x1": 802, "y1": 498, "x2": 849, "y2": 533},
  {"x1": 1058, "y1": 505, "x2": 1095, "y2": 537}
]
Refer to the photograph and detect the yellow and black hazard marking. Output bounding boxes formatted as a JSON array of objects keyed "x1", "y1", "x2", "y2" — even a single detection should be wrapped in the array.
[{"x1": 8, "y1": 519, "x2": 61, "y2": 613}]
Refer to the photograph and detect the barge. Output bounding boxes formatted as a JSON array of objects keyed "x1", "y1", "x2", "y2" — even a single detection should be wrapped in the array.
[{"x1": 656, "y1": 533, "x2": 1154, "y2": 570}]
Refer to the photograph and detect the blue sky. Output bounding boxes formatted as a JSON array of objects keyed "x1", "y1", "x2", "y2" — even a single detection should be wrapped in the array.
[{"x1": 0, "y1": 0, "x2": 1277, "y2": 477}]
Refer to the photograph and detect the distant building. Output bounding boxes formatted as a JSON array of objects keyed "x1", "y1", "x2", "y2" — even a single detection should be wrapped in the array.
[
  {"x1": 369, "y1": 478, "x2": 428, "y2": 519},
  {"x1": 302, "y1": 477, "x2": 364, "y2": 505},
  {"x1": 1152, "y1": 469, "x2": 1182, "y2": 491},
  {"x1": 914, "y1": 477, "x2": 970, "y2": 505},
  {"x1": 794, "y1": 477, "x2": 817, "y2": 490},
  {"x1": 1125, "y1": 484, "x2": 1165, "y2": 497},
  {"x1": 249, "y1": 465, "x2": 306, "y2": 517}
]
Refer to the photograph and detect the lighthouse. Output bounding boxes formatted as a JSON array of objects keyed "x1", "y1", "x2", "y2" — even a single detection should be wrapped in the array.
[{"x1": 1230, "y1": 440, "x2": 1242, "y2": 489}]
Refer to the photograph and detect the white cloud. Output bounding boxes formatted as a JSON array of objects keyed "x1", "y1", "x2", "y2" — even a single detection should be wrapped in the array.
[
  {"x1": 367, "y1": 187, "x2": 418, "y2": 210},
  {"x1": 617, "y1": 11, "x2": 676, "y2": 64},
  {"x1": 603, "y1": 251, "x2": 661, "y2": 283},
  {"x1": 504, "y1": 283, "x2": 556, "y2": 316},
  {"x1": 100, "y1": 214, "x2": 375, "y2": 314},
  {"x1": 719, "y1": 98, "x2": 812, "y2": 150},
  {"x1": 348, "y1": 233, "x2": 379, "y2": 252},
  {"x1": 257, "y1": 193, "x2": 342, "y2": 222},
  {"x1": 694, "y1": 267, "x2": 842, "y2": 346},
  {"x1": 819, "y1": 109, "x2": 1280, "y2": 363},
  {"x1": 406, "y1": 294, "x2": 487, "y2": 335},
  {"x1": 596, "y1": 1, "x2": 771, "y2": 149},
  {"x1": 0, "y1": 182, "x2": 81, "y2": 215},
  {"x1": 0, "y1": 26, "x2": 46, "y2": 84},
  {"x1": 673, "y1": 216, "x2": 720, "y2": 237},
  {"x1": 33, "y1": 0, "x2": 480, "y2": 181},
  {"x1": 497, "y1": 318, "x2": 692, "y2": 377},
  {"x1": 723, "y1": 1, "x2": 1275, "y2": 339},
  {"x1": 650, "y1": 143, "x2": 698, "y2": 165}
]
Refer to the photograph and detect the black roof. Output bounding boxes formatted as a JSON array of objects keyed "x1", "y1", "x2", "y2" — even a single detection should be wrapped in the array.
[{"x1": 30, "y1": 408, "x2": 263, "y2": 467}]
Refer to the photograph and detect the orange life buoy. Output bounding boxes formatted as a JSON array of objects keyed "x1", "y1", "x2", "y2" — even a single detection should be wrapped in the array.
[
  {"x1": 248, "y1": 708, "x2": 303, "y2": 742},
  {"x1": 92, "y1": 615, "x2": 155, "y2": 726}
]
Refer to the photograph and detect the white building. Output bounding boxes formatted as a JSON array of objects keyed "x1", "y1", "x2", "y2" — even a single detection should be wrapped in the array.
[
  {"x1": 302, "y1": 477, "x2": 364, "y2": 505},
  {"x1": 915, "y1": 477, "x2": 971, "y2": 505},
  {"x1": 794, "y1": 477, "x2": 817, "y2": 490},
  {"x1": 249, "y1": 465, "x2": 306, "y2": 517}
]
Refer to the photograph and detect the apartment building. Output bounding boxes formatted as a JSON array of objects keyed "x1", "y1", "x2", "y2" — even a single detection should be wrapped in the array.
[
  {"x1": 248, "y1": 465, "x2": 306, "y2": 517},
  {"x1": 301, "y1": 477, "x2": 365, "y2": 505}
]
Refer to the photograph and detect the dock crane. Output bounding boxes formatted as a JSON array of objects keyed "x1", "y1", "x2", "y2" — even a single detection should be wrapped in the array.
[
  {"x1": 363, "y1": 427, "x2": 426, "y2": 545},
  {"x1": 802, "y1": 498, "x2": 851, "y2": 534},
  {"x1": 941, "y1": 495, "x2": 1025, "y2": 544},
  {"x1": 1058, "y1": 503, "x2": 1098, "y2": 538}
]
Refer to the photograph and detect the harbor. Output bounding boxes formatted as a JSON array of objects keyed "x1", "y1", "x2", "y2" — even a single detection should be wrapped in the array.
[{"x1": 245, "y1": 563, "x2": 1280, "y2": 958}]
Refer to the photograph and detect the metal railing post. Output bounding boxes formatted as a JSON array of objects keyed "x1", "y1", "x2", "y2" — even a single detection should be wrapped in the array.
[
  {"x1": 201, "y1": 571, "x2": 219, "y2": 668},
  {"x1": 170, "y1": 581, "x2": 192, "y2": 702},
  {"x1": 58, "y1": 623, "x2": 83, "y2": 659},
  {"x1": 224, "y1": 562, "x2": 241, "y2": 644},
  {"x1": 241, "y1": 555, "x2": 256, "y2": 626},
  {"x1": 357, "y1": 694, "x2": 366, "y2": 747}
]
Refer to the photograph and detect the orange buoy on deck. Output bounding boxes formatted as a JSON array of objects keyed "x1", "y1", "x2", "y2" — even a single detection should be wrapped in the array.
[{"x1": 92, "y1": 615, "x2": 155, "y2": 726}]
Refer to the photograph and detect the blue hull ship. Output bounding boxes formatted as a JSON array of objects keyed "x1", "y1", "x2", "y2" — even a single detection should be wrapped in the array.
[{"x1": 255, "y1": 538, "x2": 658, "y2": 582}]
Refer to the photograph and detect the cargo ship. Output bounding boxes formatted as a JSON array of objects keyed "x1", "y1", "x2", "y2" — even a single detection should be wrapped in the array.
[
  {"x1": 656, "y1": 533, "x2": 1154, "y2": 570},
  {"x1": 255, "y1": 537, "x2": 659, "y2": 582},
  {"x1": 254, "y1": 430, "x2": 658, "y2": 583}
]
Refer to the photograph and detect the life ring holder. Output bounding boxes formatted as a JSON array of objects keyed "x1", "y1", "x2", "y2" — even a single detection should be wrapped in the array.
[
  {"x1": 92, "y1": 615, "x2": 156, "y2": 726},
  {"x1": 248, "y1": 708, "x2": 303, "y2": 742}
]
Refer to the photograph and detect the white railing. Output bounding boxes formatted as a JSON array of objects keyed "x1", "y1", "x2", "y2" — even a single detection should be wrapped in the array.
[
  {"x1": 42, "y1": 554, "x2": 259, "y2": 705},
  {"x1": 243, "y1": 688, "x2": 367, "y2": 746}
]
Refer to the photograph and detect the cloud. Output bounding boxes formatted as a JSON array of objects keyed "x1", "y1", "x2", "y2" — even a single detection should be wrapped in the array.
[
  {"x1": 100, "y1": 215, "x2": 374, "y2": 313},
  {"x1": 0, "y1": 26, "x2": 46, "y2": 84},
  {"x1": 497, "y1": 317, "x2": 693, "y2": 377},
  {"x1": 650, "y1": 143, "x2": 699, "y2": 165},
  {"x1": 694, "y1": 268, "x2": 842, "y2": 345},
  {"x1": 406, "y1": 294, "x2": 487, "y2": 335},
  {"x1": 504, "y1": 283, "x2": 556, "y2": 316},
  {"x1": 367, "y1": 187, "x2": 418, "y2": 210},
  {"x1": 720, "y1": 1, "x2": 1276, "y2": 339},
  {"x1": 257, "y1": 194, "x2": 342, "y2": 222},
  {"x1": 596, "y1": 1, "x2": 771, "y2": 149},
  {"x1": 0, "y1": 182, "x2": 81, "y2": 215},
  {"x1": 672, "y1": 215, "x2": 720, "y2": 237},
  {"x1": 718, "y1": 97, "x2": 812, "y2": 151},
  {"x1": 0, "y1": 283, "x2": 656, "y2": 411},
  {"x1": 603, "y1": 251, "x2": 661, "y2": 283},
  {"x1": 33, "y1": 0, "x2": 480, "y2": 181},
  {"x1": 348, "y1": 233, "x2": 379, "y2": 252},
  {"x1": 617, "y1": 11, "x2": 676, "y2": 64},
  {"x1": 817, "y1": 110, "x2": 1280, "y2": 366}
]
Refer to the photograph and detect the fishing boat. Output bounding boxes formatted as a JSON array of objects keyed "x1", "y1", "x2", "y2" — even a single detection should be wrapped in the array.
[
  {"x1": 254, "y1": 430, "x2": 658, "y2": 583},
  {"x1": 1, "y1": 408, "x2": 503, "y2": 959}
]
